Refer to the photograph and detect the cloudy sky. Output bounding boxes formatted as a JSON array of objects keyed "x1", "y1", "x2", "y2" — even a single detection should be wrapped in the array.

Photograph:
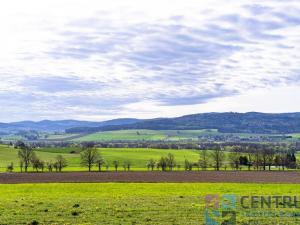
[{"x1": 1, "y1": 0, "x2": 300, "y2": 122}]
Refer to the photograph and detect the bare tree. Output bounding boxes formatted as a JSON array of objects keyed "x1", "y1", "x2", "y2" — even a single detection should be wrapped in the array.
[
  {"x1": 228, "y1": 146, "x2": 241, "y2": 170},
  {"x1": 122, "y1": 161, "x2": 131, "y2": 171},
  {"x1": 158, "y1": 157, "x2": 168, "y2": 171},
  {"x1": 166, "y1": 153, "x2": 176, "y2": 171},
  {"x1": 113, "y1": 160, "x2": 119, "y2": 171},
  {"x1": 260, "y1": 146, "x2": 268, "y2": 171},
  {"x1": 7, "y1": 162, "x2": 13, "y2": 172},
  {"x1": 17, "y1": 144, "x2": 36, "y2": 172},
  {"x1": 40, "y1": 161, "x2": 45, "y2": 172},
  {"x1": 31, "y1": 156, "x2": 44, "y2": 172},
  {"x1": 210, "y1": 146, "x2": 225, "y2": 171},
  {"x1": 80, "y1": 145, "x2": 100, "y2": 172},
  {"x1": 105, "y1": 162, "x2": 110, "y2": 171},
  {"x1": 53, "y1": 162, "x2": 59, "y2": 172},
  {"x1": 253, "y1": 146, "x2": 261, "y2": 171},
  {"x1": 55, "y1": 155, "x2": 68, "y2": 172},
  {"x1": 47, "y1": 161, "x2": 53, "y2": 172},
  {"x1": 146, "y1": 159, "x2": 156, "y2": 171},
  {"x1": 246, "y1": 147, "x2": 254, "y2": 171},
  {"x1": 199, "y1": 149, "x2": 209, "y2": 170},
  {"x1": 279, "y1": 151, "x2": 287, "y2": 170},
  {"x1": 96, "y1": 156, "x2": 105, "y2": 172},
  {"x1": 126, "y1": 161, "x2": 131, "y2": 171},
  {"x1": 156, "y1": 161, "x2": 161, "y2": 171},
  {"x1": 19, "y1": 160, "x2": 24, "y2": 173},
  {"x1": 265, "y1": 148, "x2": 275, "y2": 171},
  {"x1": 184, "y1": 159, "x2": 192, "y2": 171}
]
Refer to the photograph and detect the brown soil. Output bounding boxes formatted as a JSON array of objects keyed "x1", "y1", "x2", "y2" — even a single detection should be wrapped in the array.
[{"x1": 0, "y1": 171, "x2": 300, "y2": 184}]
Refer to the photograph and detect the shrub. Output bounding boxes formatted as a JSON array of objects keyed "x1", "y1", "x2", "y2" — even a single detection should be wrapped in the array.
[
  {"x1": 73, "y1": 203, "x2": 80, "y2": 208},
  {"x1": 7, "y1": 162, "x2": 14, "y2": 172},
  {"x1": 71, "y1": 211, "x2": 79, "y2": 216},
  {"x1": 28, "y1": 220, "x2": 39, "y2": 225}
]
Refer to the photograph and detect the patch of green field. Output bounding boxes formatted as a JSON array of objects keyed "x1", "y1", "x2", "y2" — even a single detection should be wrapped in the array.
[
  {"x1": 36, "y1": 147, "x2": 81, "y2": 154},
  {"x1": 3, "y1": 130, "x2": 300, "y2": 143},
  {"x1": 0, "y1": 145, "x2": 78, "y2": 172},
  {"x1": 73, "y1": 129, "x2": 221, "y2": 142},
  {"x1": 0, "y1": 183, "x2": 299, "y2": 225},
  {"x1": 99, "y1": 148, "x2": 200, "y2": 168},
  {"x1": 162, "y1": 130, "x2": 218, "y2": 141},
  {"x1": 70, "y1": 129, "x2": 300, "y2": 142},
  {"x1": 74, "y1": 129, "x2": 168, "y2": 141},
  {"x1": 1, "y1": 145, "x2": 299, "y2": 172},
  {"x1": 290, "y1": 133, "x2": 300, "y2": 139},
  {"x1": 0, "y1": 145, "x2": 201, "y2": 171}
]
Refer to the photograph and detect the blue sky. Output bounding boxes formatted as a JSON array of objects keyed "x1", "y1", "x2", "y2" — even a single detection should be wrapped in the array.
[{"x1": 0, "y1": 0, "x2": 300, "y2": 122}]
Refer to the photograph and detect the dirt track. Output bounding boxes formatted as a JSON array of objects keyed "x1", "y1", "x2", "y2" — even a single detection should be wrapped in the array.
[{"x1": 0, "y1": 171, "x2": 300, "y2": 184}]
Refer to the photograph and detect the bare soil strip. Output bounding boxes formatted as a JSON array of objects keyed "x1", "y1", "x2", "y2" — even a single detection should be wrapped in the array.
[{"x1": 0, "y1": 171, "x2": 300, "y2": 184}]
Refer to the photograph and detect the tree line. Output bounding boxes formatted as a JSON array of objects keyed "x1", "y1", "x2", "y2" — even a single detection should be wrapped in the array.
[
  {"x1": 8, "y1": 142, "x2": 128, "y2": 172},
  {"x1": 14, "y1": 142, "x2": 68, "y2": 172},
  {"x1": 146, "y1": 145, "x2": 299, "y2": 171},
  {"x1": 4, "y1": 142, "x2": 300, "y2": 172},
  {"x1": 7, "y1": 140, "x2": 300, "y2": 152}
]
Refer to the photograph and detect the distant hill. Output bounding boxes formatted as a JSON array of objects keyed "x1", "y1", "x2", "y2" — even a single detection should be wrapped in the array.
[
  {"x1": 66, "y1": 112, "x2": 300, "y2": 134},
  {"x1": 0, "y1": 118, "x2": 140, "y2": 133},
  {"x1": 2, "y1": 112, "x2": 300, "y2": 134}
]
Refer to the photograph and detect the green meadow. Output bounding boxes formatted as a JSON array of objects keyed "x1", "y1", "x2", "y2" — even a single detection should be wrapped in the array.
[
  {"x1": 0, "y1": 145, "x2": 78, "y2": 171},
  {"x1": 2, "y1": 129, "x2": 299, "y2": 143},
  {"x1": 0, "y1": 183, "x2": 299, "y2": 225},
  {"x1": 0, "y1": 145, "x2": 201, "y2": 171},
  {"x1": 40, "y1": 129, "x2": 219, "y2": 142},
  {"x1": 74, "y1": 129, "x2": 168, "y2": 141},
  {"x1": 37, "y1": 129, "x2": 300, "y2": 142},
  {"x1": 1, "y1": 144, "x2": 299, "y2": 172}
]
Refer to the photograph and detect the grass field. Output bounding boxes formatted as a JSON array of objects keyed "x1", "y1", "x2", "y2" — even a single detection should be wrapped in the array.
[
  {"x1": 71, "y1": 129, "x2": 217, "y2": 142},
  {"x1": 0, "y1": 145, "x2": 201, "y2": 171},
  {"x1": 3, "y1": 129, "x2": 300, "y2": 143},
  {"x1": 37, "y1": 129, "x2": 300, "y2": 142},
  {"x1": 44, "y1": 129, "x2": 219, "y2": 142},
  {"x1": 74, "y1": 130, "x2": 168, "y2": 141},
  {"x1": 0, "y1": 145, "x2": 78, "y2": 172},
  {"x1": 0, "y1": 183, "x2": 299, "y2": 224},
  {"x1": 1, "y1": 144, "x2": 299, "y2": 172},
  {"x1": 290, "y1": 133, "x2": 300, "y2": 139}
]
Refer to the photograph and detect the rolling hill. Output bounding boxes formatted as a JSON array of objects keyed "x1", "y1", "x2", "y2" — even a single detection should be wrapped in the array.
[
  {"x1": 0, "y1": 118, "x2": 140, "y2": 133},
  {"x1": 66, "y1": 112, "x2": 300, "y2": 134},
  {"x1": 2, "y1": 112, "x2": 300, "y2": 135}
]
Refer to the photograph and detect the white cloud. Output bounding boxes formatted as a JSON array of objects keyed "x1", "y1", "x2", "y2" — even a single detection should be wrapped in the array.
[{"x1": 0, "y1": 0, "x2": 300, "y2": 122}]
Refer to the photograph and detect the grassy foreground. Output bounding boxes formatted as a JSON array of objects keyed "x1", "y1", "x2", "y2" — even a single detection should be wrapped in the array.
[{"x1": 0, "y1": 183, "x2": 299, "y2": 224}]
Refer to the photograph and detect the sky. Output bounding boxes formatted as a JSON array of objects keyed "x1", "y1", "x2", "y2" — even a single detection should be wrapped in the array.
[{"x1": 0, "y1": 0, "x2": 300, "y2": 122}]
